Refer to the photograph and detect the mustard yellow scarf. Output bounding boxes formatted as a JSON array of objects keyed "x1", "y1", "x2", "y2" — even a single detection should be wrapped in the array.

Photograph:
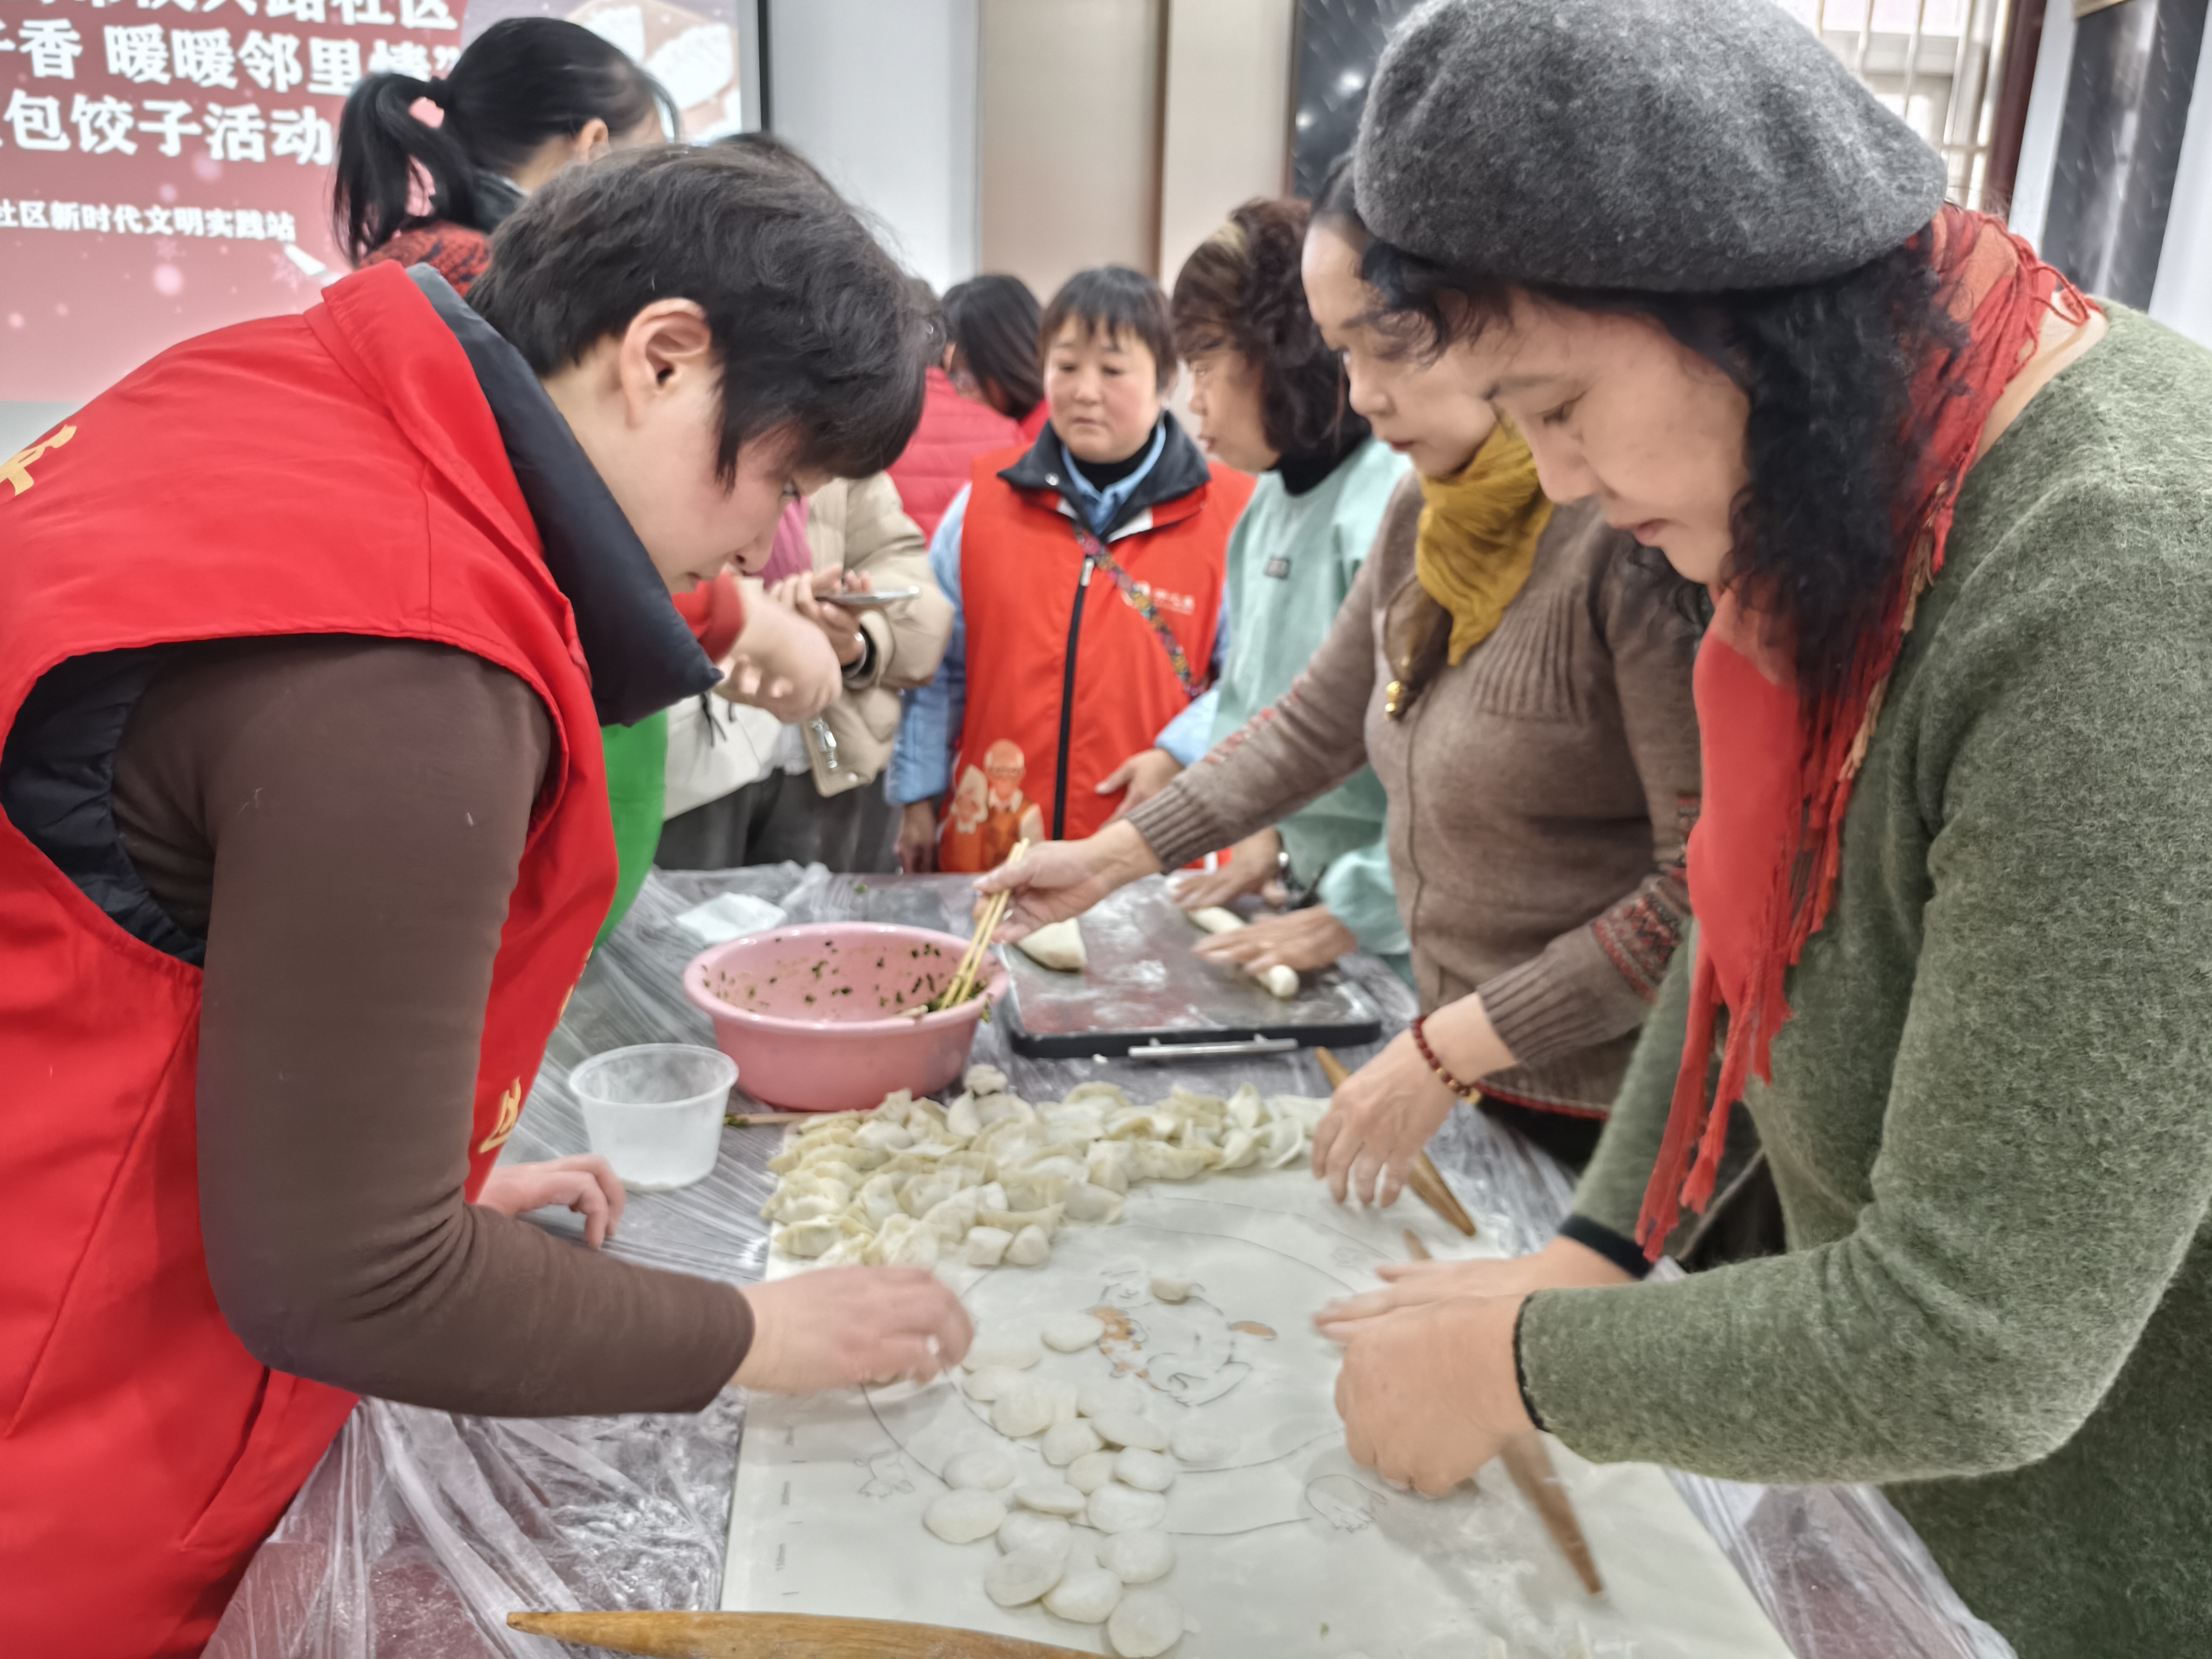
[{"x1": 1415, "y1": 417, "x2": 1554, "y2": 664}]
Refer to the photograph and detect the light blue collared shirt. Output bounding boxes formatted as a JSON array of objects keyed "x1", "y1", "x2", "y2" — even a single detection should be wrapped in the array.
[{"x1": 1056, "y1": 421, "x2": 1168, "y2": 536}]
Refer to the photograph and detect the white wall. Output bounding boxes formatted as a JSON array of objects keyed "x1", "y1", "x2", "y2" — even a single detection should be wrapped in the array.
[
  {"x1": 1156, "y1": 0, "x2": 1297, "y2": 292},
  {"x1": 767, "y1": 0, "x2": 979, "y2": 293},
  {"x1": 2148, "y1": 14, "x2": 2212, "y2": 348},
  {"x1": 979, "y1": 0, "x2": 1163, "y2": 301},
  {"x1": 2006, "y1": 0, "x2": 2075, "y2": 249}
]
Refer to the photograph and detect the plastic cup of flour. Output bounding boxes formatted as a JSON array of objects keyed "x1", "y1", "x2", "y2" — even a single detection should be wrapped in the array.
[{"x1": 569, "y1": 1043, "x2": 736, "y2": 1191}]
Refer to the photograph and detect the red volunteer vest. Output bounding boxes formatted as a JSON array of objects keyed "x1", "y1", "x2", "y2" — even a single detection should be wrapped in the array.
[
  {"x1": 886, "y1": 367, "x2": 1023, "y2": 540},
  {"x1": 0, "y1": 264, "x2": 616, "y2": 1657},
  {"x1": 939, "y1": 446, "x2": 1250, "y2": 872}
]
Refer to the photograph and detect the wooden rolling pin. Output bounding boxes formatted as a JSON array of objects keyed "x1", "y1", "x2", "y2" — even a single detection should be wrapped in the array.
[
  {"x1": 1398, "y1": 1233, "x2": 1603, "y2": 1595},
  {"x1": 1313, "y1": 1046, "x2": 1477, "y2": 1237},
  {"x1": 507, "y1": 1611, "x2": 1095, "y2": 1657}
]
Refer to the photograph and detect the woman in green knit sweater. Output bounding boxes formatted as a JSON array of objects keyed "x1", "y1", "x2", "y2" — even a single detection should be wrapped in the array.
[{"x1": 1307, "y1": 3, "x2": 2212, "y2": 1655}]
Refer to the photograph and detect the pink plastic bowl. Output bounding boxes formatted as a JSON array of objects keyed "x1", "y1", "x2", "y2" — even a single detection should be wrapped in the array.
[{"x1": 681, "y1": 922, "x2": 1008, "y2": 1113}]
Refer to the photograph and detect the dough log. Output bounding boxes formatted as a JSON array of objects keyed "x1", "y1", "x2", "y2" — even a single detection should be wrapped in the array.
[{"x1": 1185, "y1": 906, "x2": 1298, "y2": 999}]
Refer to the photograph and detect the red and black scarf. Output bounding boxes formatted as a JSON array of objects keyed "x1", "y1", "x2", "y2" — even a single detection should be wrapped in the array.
[{"x1": 1636, "y1": 207, "x2": 2095, "y2": 1258}]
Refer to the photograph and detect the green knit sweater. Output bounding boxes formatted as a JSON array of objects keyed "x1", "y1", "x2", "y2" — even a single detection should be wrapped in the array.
[{"x1": 1522, "y1": 305, "x2": 2212, "y2": 1658}]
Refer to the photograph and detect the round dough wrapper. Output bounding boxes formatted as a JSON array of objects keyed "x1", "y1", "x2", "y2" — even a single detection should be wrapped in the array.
[
  {"x1": 998, "y1": 1510, "x2": 1073, "y2": 1557},
  {"x1": 1099, "y1": 1528, "x2": 1175, "y2": 1586},
  {"x1": 1006, "y1": 1224, "x2": 1053, "y2": 1267},
  {"x1": 963, "y1": 1366, "x2": 1026, "y2": 1404},
  {"x1": 1077, "y1": 1379, "x2": 1144, "y2": 1421},
  {"x1": 1087, "y1": 1482, "x2": 1169, "y2": 1534},
  {"x1": 987, "y1": 1549, "x2": 1066, "y2": 1608},
  {"x1": 1041, "y1": 1418, "x2": 1104, "y2": 1467},
  {"x1": 1043, "y1": 1566, "x2": 1124, "y2": 1624},
  {"x1": 963, "y1": 1337, "x2": 1043, "y2": 1373},
  {"x1": 1112, "y1": 1447, "x2": 1176, "y2": 1492},
  {"x1": 1168, "y1": 1423, "x2": 1236, "y2": 1467},
  {"x1": 944, "y1": 1448, "x2": 1018, "y2": 1491},
  {"x1": 1013, "y1": 1481, "x2": 1089, "y2": 1518},
  {"x1": 1042, "y1": 1312, "x2": 1107, "y2": 1353},
  {"x1": 992, "y1": 1380, "x2": 1056, "y2": 1439},
  {"x1": 1090, "y1": 1410, "x2": 1168, "y2": 1452},
  {"x1": 1108, "y1": 1589, "x2": 1185, "y2": 1656},
  {"x1": 1016, "y1": 918, "x2": 1088, "y2": 972},
  {"x1": 923, "y1": 1489, "x2": 1005, "y2": 1545},
  {"x1": 1067, "y1": 1448, "x2": 1119, "y2": 1494}
]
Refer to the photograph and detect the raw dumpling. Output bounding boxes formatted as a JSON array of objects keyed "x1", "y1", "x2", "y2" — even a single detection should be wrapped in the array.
[
  {"x1": 986, "y1": 1549, "x2": 1067, "y2": 1608},
  {"x1": 771, "y1": 1218, "x2": 842, "y2": 1258},
  {"x1": 1013, "y1": 1481, "x2": 1089, "y2": 1518},
  {"x1": 1006, "y1": 1224, "x2": 1053, "y2": 1267},
  {"x1": 965, "y1": 1063, "x2": 1009, "y2": 1096},
  {"x1": 1042, "y1": 1312, "x2": 1107, "y2": 1353},
  {"x1": 1108, "y1": 1589, "x2": 1185, "y2": 1656},
  {"x1": 1090, "y1": 1410, "x2": 1168, "y2": 1452},
  {"x1": 992, "y1": 1381, "x2": 1056, "y2": 1439},
  {"x1": 1168, "y1": 1423, "x2": 1236, "y2": 1467},
  {"x1": 966, "y1": 1226, "x2": 1013, "y2": 1267},
  {"x1": 1087, "y1": 1482, "x2": 1169, "y2": 1534},
  {"x1": 1098, "y1": 1528, "x2": 1175, "y2": 1586},
  {"x1": 923, "y1": 1488, "x2": 1006, "y2": 1544},
  {"x1": 1149, "y1": 1273, "x2": 1192, "y2": 1304},
  {"x1": 998, "y1": 1510, "x2": 1073, "y2": 1557},
  {"x1": 1016, "y1": 918, "x2": 1088, "y2": 972},
  {"x1": 1062, "y1": 1182, "x2": 1127, "y2": 1224},
  {"x1": 944, "y1": 1449, "x2": 1017, "y2": 1492},
  {"x1": 963, "y1": 1336, "x2": 1043, "y2": 1373},
  {"x1": 1112, "y1": 1447, "x2": 1176, "y2": 1492},
  {"x1": 1041, "y1": 1419, "x2": 1104, "y2": 1467},
  {"x1": 1067, "y1": 1448, "x2": 1119, "y2": 1494},
  {"x1": 1043, "y1": 1566, "x2": 1124, "y2": 1624}
]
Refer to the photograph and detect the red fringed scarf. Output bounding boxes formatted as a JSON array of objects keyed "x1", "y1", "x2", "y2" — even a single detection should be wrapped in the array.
[{"x1": 1635, "y1": 207, "x2": 2094, "y2": 1259}]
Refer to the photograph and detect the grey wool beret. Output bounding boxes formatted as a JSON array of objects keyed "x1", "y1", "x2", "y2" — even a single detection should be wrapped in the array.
[{"x1": 1352, "y1": 0, "x2": 1949, "y2": 292}]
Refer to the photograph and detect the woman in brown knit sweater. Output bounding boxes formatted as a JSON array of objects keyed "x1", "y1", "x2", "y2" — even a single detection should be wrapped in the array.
[{"x1": 988, "y1": 164, "x2": 1701, "y2": 1188}]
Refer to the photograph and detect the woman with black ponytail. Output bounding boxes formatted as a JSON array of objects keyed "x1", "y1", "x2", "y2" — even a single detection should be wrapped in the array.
[{"x1": 335, "y1": 16, "x2": 674, "y2": 296}]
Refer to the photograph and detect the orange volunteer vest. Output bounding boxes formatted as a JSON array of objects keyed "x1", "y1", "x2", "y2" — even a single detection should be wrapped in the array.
[
  {"x1": 940, "y1": 443, "x2": 1252, "y2": 871},
  {"x1": 0, "y1": 264, "x2": 617, "y2": 1657}
]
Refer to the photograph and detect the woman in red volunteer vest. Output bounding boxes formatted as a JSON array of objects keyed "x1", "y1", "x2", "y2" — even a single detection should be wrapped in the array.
[
  {"x1": 0, "y1": 145, "x2": 970, "y2": 1658},
  {"x1": 888, "y1": 266, "x2": 1255, "y2": 873}
]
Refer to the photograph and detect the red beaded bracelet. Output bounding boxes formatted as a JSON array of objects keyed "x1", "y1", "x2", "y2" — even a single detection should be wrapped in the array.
[{"x1": 1410, "y1": 1013, "x2": 1481, "y2": 1103}]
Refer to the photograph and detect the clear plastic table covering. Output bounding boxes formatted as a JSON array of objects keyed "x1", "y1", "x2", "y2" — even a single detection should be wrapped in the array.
[{"x1": 206, "y1": 866, "x2": 2016, "y2": 1659}]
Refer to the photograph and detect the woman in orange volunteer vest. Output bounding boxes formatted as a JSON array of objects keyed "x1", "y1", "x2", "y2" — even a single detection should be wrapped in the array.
[
  {"x1": 889, "y1": 266, "x2": 1255, "y2": 872},
  {"x1": 0, "y1": 146, "x2": 971, "y2": 1658}
]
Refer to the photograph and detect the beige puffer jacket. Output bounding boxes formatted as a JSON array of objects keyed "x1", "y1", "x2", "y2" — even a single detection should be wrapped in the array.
[
  {"x1": 794, "y1": 473, "x2": 953, "y2": 794},
  {"x1": 663, "y1": 475, "x2": 952, "y2": 814}
]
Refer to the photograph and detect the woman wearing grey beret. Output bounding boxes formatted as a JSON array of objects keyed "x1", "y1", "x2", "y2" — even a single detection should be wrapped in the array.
[{"x1": 1313, "y1": 1, "x2": 2212, "y2": 1654}]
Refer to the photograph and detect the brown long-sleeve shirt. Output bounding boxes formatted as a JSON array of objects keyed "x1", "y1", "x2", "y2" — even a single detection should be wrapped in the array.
[
  {"x1": 112, "y1": 635, "x2": 751, "y2": 1415},
  {"x1": 1129, "y1": 484, "x2": 1702, "y2": 1115}
]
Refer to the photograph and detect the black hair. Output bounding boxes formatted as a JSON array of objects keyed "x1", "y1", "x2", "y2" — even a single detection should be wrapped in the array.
[
  {"x1": 334, "y1": 17, "x2": 676, "y2": 265},
  {"x1": 1172, "y1": 195, "x2": 1367, "y2": 460},
  {"x1": 469, "y1": 145, "x2": 934, "y2": 484},
  {"x1": 1358, "y1": 230, "x2": 1951, "y2": 697},
  {"x1": 941, "y1": 274, "x2": 1043, "y2": 421},
  {"x1": 712, "y1": 129, "x2": 837, "y2": 193},
  {"x1": 1038, "y1": 267, "x2": 1178, "y2": 394}
]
